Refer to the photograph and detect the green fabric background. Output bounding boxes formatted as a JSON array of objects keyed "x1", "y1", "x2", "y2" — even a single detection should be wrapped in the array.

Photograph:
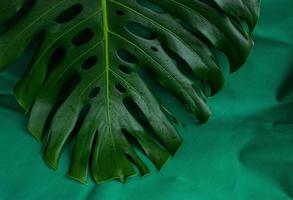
[{"x1": 0, "y1": 1, "x2": 292, "y2": 199}]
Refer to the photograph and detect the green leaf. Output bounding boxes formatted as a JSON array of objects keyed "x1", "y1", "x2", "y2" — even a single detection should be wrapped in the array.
[{"x1": 0, "y1": 0, "x2": 260, "y2": 184}]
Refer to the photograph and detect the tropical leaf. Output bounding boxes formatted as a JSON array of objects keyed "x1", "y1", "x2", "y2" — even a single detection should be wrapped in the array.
[{"x1": 0, "y1": 0, "x2": 260, "y2": 184}]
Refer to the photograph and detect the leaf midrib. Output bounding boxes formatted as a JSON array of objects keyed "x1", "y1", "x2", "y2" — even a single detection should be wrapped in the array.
[
  {"x1": 102, "y1": 0, "x2": 110, "y2": 113},
  {"x1": 101, "y1": 0, "x2": 119, "y2": 165},
  {"x1": 101, "y1": 0, "x2": 205, "y2": 117}
]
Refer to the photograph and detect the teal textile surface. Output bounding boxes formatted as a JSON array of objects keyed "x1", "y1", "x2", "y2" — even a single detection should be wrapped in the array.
[{"x1": 0, "y1": 1, "x2": 293, "y2": 199}]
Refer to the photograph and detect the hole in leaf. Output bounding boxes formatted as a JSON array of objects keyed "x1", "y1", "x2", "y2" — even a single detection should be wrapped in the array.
[
  {"x1": 121, "y1": 129, "x2": 147, "y2": 163},
  {"x1": 198, "y1": 0, "x2": 218, "y2": 7},
  {"x1": 72, "y1": 28, "x2": 94, "y2": 46},
  {"x1": 123, "y1": 98, "x2": 147, "y2": 126},
  {"x1": 161, "y1": 45, "x2": 194, "y2": 79},
  {"x1": 55, "y1": 4, "x2": 83, "y2": 24},
  {"x1": 121, "y1": 128, "x2": 144, "y2": 157},
  {"x1": 47, "y1": 47, "x2": 66, "y2": 75},
  {"x1": 117, "y1": 48, "x2": 138, "y2": 64},
  {"x1": 138, "y1": 67, "x2": 191, "y2": 117},
  {"x1": 136, "y1": 0, "x2": 166, "y2": 13},
  {"x1": 122, "y1": 128, "x2": 143, "y2": 152},
  {"x1": 192, "y1": 83, "x2": 208, "y2": 101},
  {"x1": 122, "y1": 97, "x2": 166, "y2": 148},
  {"x1": 89, "y1": 87, "x2": 100, "y2": 99},
  {"x1": 122, "y1": 147, "x2": 147, "y2": 175},
  {"x1": 126, "y1": 22, "x2": 156, "y2": 40},
  {"x1": 44, "y1": 73, "x2": 81, "y2": 139},
  {"x1": 82, "y1": 56, "x2": 98, "y2": 70},
  {"x1": 150, "y1": 46, "x2": 158, "y2": 52},
  {"x1": 88, "y1": 130, "x2": 99, "y2": 168},
  {"x1": 178, "y1": 18, "x2": 224, "y2": 74},
  {"x1": 179, "y1": 20, "x2": 210, "y2": 44},
  {"x1": 231, "y1": 18, "x2": 249, "y2": 37},
  {"x1": 0, "y1": 25, "x2": 6, "y2": 34},
  {"x1": 116, "y1": 10, "x2": 124, "y2": 16},
  {"x1": 160, "y1": 106, "x2": 183, "y2": 126},
  {"x1": 68, "y1": 104, "x2": 91, "y2": 142},
  {"x1": 161, "y1": 45, "x2": 210, "y2": 98},
  {"x1": 118, "y1": 65, "x2": 132, "y2": 74},
  {"x1": 59, "y1": 73, "x2": 81, "y2": 102},
  {"x1": 212, "y1": 47, "x2": 229, "y2": 76},
  {"x1": 198, "y1": 0, "x2": 224, "y2": 15},
  {"x1": 115, "y1": 84, "x2": 127, "y2": 93},
  {"x1": 124, "y1": 154, "x2": 142, "y2": 175},
  {"x1": 240, "y1": 20, "x2": 250, "y2": 33}
]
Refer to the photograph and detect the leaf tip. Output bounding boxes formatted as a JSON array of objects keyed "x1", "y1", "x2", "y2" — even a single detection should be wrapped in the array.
[{"x1": 66, "y1": 173, "x2": 88, "y2": 185}]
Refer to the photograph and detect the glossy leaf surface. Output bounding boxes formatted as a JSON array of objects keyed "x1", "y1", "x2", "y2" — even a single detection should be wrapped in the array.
[{"x1": 0, "y1": 0, "x2": 260, "y2": 184}]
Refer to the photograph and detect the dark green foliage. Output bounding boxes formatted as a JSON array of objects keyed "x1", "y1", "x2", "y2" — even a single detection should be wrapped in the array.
[{"x1": 0, "y1": 0, "x2": 260, "y2": 184}]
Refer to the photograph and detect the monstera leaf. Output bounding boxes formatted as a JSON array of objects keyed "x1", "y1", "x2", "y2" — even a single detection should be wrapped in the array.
[{"x1": 0, "y1": 0, "x2": 260, "y2": 184}]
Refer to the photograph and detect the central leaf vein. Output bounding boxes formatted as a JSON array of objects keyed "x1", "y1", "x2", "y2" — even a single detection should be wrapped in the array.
[{"x1": 101, "y1": 0, "x2": 119, "y2": 160}]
